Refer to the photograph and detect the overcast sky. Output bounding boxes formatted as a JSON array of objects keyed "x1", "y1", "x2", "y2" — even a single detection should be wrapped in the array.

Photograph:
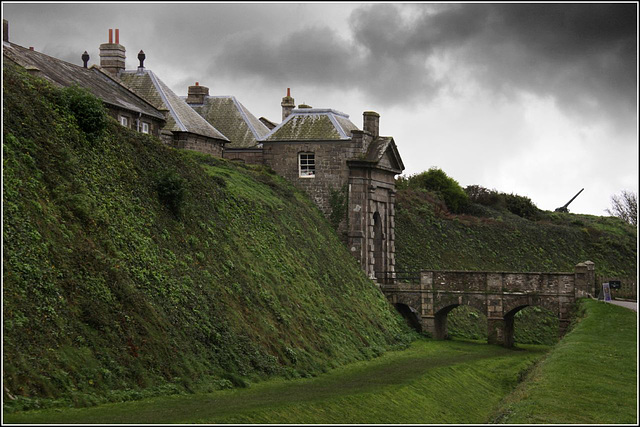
[{"x1": 3, "y1": 2, "x2": 638, "y2": 216}]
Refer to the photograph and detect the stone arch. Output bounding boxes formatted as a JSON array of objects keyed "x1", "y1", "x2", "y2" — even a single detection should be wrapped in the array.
[
  {"x1": 433, "y1": 295, "x2": 487, "y2": 318},
  {"x1": 394, "y1": 303, "x2": 422, "y2": 332},
  {"x1": 502, "y1": 305, "x2": 528, "y2": 348},
  {"x1": 503, "y1": 296, "x2": 560, "y2": 319},
  {"x1": 433, "y1": 304, "x2": 459, "y2": 339}
]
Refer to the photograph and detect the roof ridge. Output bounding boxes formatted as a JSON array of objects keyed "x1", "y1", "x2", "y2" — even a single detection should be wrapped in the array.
[
  {"x1": 291, "y1": 108, "x2": 349, "y2": 118},
  {"x1": 326, "y1": 112, "x2": 350, "y2": 139},
  {"x1": 92, "y1": 67, "x2": 165, "y2": 116},
  {"x1": 230, "y1": 96, "x2": 266, "y2": 140},
  {"x1": 147, "y1": 70, "x2": 188, "y2": 132}
]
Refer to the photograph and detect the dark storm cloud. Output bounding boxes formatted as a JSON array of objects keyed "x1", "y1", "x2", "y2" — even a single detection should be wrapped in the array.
[{"x1": 212, "y1": 3, "x2": 637, "y2": 120}]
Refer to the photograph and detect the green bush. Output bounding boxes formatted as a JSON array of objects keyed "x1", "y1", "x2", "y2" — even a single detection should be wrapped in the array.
[
  {"x1": 58, "y1": 85, "x2": 107, "y2": 136},
  {"x1": 465, "y1": 185, "x2": 539, "y2": 219},
  {"x1": 156, "y1": 171, "x2": 186, "y2": 218},
  {"x1": 504, "y1": 193, "x2": 539, "y2": 219},
  {"x1": 401, "y1": 168, "x2": 469, "y2": 214}
]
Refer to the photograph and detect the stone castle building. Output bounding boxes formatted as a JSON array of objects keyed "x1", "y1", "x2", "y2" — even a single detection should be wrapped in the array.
[{"x1": 3, "y1": 22, "x2": 405, "y2": 281}]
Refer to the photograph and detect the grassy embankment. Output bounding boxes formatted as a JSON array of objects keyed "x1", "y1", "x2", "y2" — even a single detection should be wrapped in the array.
[
  {"x1": 3, "y1": 339, "x2": 549, "y2": 424},
  {"x1": 2, "y1": 60, "x2": 414, "y2": 412},
  {"x1": 493, "y1": 299, "x2": 637, "y2": 424},
  {"x1": 394, "y1": 188, "x2": 637, "y2": 344},
  {"x1": 5, "y1": 298, "x2": 637, "y2": 424}
]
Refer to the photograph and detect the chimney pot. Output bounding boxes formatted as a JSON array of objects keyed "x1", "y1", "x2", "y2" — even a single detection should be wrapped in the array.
[
  {"x1": 137, "y1": 49, "x2": 145, "y2": 68},
  {"x1": 196, "y1": 82, "x2": 199, "y2": 86},
  {"x1": 3, "y1": 19, "x2": 8, "y2": 42},
  {"x1": 109, "y1": 29, "x2": 113, "y2": 43},
  {"x1": 115, "y1": 28, "x2": 119, "y2": 44},
  {"x1": 82, "y1": 51, "x2": 90, "y2": 68},
  {"x1": 281, "y1": 88, "x2": 295, "y2": 121}
]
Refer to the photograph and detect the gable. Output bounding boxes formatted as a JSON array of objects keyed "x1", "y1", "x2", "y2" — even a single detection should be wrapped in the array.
[{"x1": 378, "y1": 146, "x2": 402, "y2": 171}]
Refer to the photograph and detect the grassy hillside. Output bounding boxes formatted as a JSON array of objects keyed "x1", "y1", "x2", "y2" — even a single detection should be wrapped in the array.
[
  {"x1": 395, "y1": 185, "x2": 637, "y2": 344},
  {"x1": 395, "y1": 188, "x2": 636, "y2": 277},
  {"x1": 2, "y1": 61, "x2": 414, "y2": 412}
]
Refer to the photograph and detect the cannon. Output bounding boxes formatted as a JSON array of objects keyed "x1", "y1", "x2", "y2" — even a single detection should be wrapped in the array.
[{"x1": 555, "y1": 188, "x2": 584, "y2": 213}]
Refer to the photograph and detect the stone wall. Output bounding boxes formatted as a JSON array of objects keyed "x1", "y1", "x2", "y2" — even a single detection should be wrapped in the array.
[
  {"x1": 223, "y1": 148, "x2": 264, "y2": 165},
  {"x1": 170, "y1": 132, "x2": 224, "y2": 157},
  {"x1": 105, "y1": 107, "x2": 163, "y2": 138},
  {"x1": 263, "y1": 139, "x2": 359, "y2": 231}
]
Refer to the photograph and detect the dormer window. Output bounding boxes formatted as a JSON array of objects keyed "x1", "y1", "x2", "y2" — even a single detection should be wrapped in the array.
[
  {"x1": 119, "y1": 116, "x2": 129, "y2": 127},
  {"x1": 299, "y1": 152, "x2": 315, "y2": 178},
  {"x1": 141, "y1": 122, "x2": 149, "y2": 134}
]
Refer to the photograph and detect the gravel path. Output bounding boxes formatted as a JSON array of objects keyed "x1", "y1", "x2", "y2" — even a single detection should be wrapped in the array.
[{"x1": 609, "y1": 300, "x2": 637, "y2": 312}]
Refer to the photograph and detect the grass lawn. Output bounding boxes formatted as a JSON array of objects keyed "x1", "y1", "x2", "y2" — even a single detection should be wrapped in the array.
[
  {"x1": 4, "y1": 298, "x2": 636, "y2": 424},
  {"x1": 492, "y1": 299, "x2": 637, "y2": 424},
  {"x1": 3, "y1": 339, "x2": 547, "y2": 424}
]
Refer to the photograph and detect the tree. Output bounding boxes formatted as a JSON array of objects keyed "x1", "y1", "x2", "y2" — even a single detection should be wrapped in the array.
[{"x1": 606, "y1": 190, "x2": 637, "y2": 226}]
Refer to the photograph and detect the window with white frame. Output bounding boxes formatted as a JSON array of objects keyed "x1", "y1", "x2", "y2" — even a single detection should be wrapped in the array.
[
  {"x1": 119, "y1": 116, "x2": 129, "y2": 127},
  {"x1": 299, "y1": 152, "x2": 315, "y2": 177},
  {"x1": 141, "y1": 122, "x2": 150, "y2": 134}
]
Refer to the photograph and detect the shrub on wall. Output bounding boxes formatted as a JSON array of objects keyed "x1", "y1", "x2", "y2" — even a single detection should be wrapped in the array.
[
  {"x1": 57, "y1": 85, "x2": 107, "y2": 136},
  {"x1": 156, "y1": 171, "x2": 186, "y2": 218},
  {"x1": 329, "y1": 185, "x2": 348, "y2": 230}
]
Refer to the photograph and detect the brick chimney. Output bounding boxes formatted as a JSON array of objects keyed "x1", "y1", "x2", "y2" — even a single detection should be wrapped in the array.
[
  {"x1": 363, "y1": 111, "x2": 380, "y2": 138},
  {"x1": 99, "y1": 28, "x2": 126, "y2": 76},
  {"x1": 185, "y1": 82, "x2": 209, "y2": 104},
  {"x1": 281, "y1": 88, "x2": 295, "y2": 121}
]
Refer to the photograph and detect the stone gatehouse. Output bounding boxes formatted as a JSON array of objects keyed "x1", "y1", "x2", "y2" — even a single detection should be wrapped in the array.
[{"x1": 261, "y1": 97, "x2": 404, "y2": 281}]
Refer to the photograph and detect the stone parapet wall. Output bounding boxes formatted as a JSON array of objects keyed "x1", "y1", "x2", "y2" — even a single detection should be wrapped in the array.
[
  {"x1": 171, "y1": 132, "x2": 224, "y2": 157},
  {"x1": 382, "y1": 262, "x2": 595, "y2": 347}
]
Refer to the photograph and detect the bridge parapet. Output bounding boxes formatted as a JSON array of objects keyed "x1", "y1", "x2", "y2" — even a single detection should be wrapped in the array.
[{"x1": 381, "y1": 261, "x2": 595, "y2": 347}]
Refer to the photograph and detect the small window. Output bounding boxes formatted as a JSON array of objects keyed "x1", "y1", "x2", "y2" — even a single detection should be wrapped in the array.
[
  {"x1": 141, "y1": 122, "x2": 150, "y2": 134},
  {"x1": 119, "y1": 116, "x2": 129, "y2": 127},
  {"x1": 299, "y1": 153, "x2": 315, "y2": 177}
]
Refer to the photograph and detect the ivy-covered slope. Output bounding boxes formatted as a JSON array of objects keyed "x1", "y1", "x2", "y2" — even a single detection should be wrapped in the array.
[
  {"x1": 2, "y1": 61, "x2": 414, "y2": 410},
  {"x1": 395, "y1": 189, "x2": 636, "y2": 278}
]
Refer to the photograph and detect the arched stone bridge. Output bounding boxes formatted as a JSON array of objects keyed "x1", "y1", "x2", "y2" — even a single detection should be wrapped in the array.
[{"x1": 380, "y1": 261, "x2": 595, "y2": 347}]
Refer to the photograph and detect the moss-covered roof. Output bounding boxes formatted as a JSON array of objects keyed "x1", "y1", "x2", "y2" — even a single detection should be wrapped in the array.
[
  {"x1": 2, "y1": 41, "x2": 165, "y2": 121},
  {"x1": 189, "y1": 96, "x2": 270, "y2": 148},
  {"x1": 348, "y1": 136, "x2": 405, "y2": 173},
  {"x1": 119, "y1": 70, "x2": 228, "y2": 142},
  {"x1": 263, "y1": 108, "x2": 358, "y2": 141}
]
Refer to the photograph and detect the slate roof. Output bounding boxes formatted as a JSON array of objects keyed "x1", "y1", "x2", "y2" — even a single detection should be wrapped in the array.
[
  {"x1": 119, "y1": 70, "x2": 228, "y2": 142},
  {"x1": 188, "y1": 96, "x2": 270, "y2": 148},
  {"x1": 2, "y1": 41, "x2": 165, "y2": 121},
  {"x1": 263, "y1": 108, "x2": 359, "y2": 142}
]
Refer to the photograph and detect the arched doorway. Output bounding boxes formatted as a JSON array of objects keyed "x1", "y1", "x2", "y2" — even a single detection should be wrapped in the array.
[{"x1": 373, "y1": 211, "x2": 384, "y2": 280}]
